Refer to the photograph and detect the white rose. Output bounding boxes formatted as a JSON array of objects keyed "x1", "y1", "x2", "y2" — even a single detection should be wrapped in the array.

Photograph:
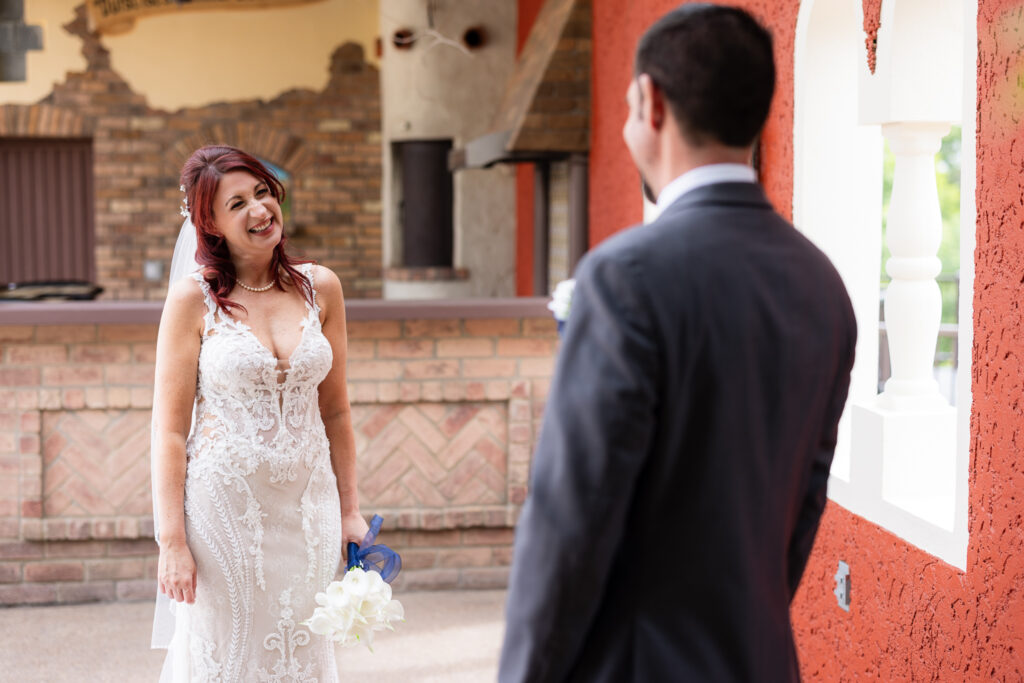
[{"x1": 546, "y1": 279, "x2": 576, "y2": 322}]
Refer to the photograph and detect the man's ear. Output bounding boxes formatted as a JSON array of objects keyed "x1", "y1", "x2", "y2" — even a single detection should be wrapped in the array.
[{"x1": 637, "y1": 74, "x2": 665, "y2": 131}]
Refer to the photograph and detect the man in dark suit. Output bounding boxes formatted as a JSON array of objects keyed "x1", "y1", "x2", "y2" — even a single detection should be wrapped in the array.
[{"x1": 499, "y1": 5, "x2": 857, "y2": 682}]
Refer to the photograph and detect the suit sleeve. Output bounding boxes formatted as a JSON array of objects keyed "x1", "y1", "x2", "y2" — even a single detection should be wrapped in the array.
[
  {"x1": 786, "y1": 304, "x2": 857, "y2": 599},
  {"x1": 498, "y1": 249, "x2": 661, "y2": 683}
]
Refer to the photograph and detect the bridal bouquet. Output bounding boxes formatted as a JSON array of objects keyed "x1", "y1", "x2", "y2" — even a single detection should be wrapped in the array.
[{"x1": 305, "y1": 515, "x2": 403, "y2": 651}]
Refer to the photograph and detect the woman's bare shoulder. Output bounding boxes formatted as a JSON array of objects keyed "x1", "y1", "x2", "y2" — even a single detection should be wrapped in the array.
[{"x1": 162, "y1": 274, "x2": 208, "y2": 328}]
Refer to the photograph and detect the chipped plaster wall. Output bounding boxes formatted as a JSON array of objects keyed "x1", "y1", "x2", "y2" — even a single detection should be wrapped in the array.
[
  {"x1": 380, "y1": 0, "x2": 517, "y2": 299},
  {"x1": 588, "y1": 0, "x2": 1022, "y2": 678}
]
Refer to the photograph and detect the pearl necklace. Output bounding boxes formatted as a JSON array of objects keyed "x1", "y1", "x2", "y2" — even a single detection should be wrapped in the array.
[{"x1": 237, "y1": 278, "x2": 276, "y2": 293}]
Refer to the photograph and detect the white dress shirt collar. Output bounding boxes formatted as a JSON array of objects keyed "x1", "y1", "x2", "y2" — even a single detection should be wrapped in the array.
[{"x1": 655, "y1": 163, "x2": 758, "y2": 212}]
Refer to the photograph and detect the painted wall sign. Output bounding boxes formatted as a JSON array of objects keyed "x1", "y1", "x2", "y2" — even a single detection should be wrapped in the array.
[{"x1": 86, "y1": 0, "x2": 325, "y2": 34}]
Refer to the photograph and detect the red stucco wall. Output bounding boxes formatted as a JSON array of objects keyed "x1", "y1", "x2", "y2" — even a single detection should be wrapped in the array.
[
  {"x1": 515, "y1": 0, "x2": 547, "y2": 296},
  {"x1": 589, "y1": 0, "x2": 1023, "y2": 678},
  {"x1": 590, "y1": 0, "x2": 797, "y2": 244}
]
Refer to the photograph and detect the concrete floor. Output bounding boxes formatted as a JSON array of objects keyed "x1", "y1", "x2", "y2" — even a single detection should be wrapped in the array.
[{"x1": 0, "y1": 590, "x2": 507, "y2": 682}]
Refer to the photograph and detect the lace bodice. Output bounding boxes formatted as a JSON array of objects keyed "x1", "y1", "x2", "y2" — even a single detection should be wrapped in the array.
[
  {"x1": 157, "y1": 263, "x2": 343, "y2": 683},
  {"x1": 188, "y1": 265, "x2": 333, "y2": 481}
]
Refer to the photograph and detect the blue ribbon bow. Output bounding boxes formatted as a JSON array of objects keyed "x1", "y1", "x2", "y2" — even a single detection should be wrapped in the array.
[{"x1": 346, "y1": 514, "x2": 402, "y2": 583}]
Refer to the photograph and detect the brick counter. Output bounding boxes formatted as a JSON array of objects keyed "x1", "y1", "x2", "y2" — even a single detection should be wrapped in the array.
[{"x1": 0, "y1": 299, "x2": 555, "y2": 603}]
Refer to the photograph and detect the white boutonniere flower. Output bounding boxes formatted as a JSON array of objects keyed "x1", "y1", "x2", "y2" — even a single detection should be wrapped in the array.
[{"x1": 547, "y1": 278, "x2": 576, "y2": 326}]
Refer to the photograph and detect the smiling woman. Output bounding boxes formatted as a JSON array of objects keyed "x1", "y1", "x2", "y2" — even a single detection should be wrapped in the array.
[{"x1": 149, "y1": 145, "x2": 371, "y2": 681}]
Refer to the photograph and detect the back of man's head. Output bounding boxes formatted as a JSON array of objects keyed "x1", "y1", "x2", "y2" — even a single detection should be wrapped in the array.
[{"x1": 635, "y1": 3, "x2": 775, "y2": 148}]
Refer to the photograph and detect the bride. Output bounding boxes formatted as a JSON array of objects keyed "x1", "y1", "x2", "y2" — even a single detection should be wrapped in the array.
[{"x1": 150, "y1": 145, "x2": 369, "y2": 681}]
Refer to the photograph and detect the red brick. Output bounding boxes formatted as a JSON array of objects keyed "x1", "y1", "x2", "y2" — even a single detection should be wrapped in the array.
[
  {"x1": 69, "y1": 344, "x2": 131, "y2": 364},
  {"x1": 403, "y1": 319, "x2": 461, "y2": 338},
  {"x1": 35, "y1": 326, "x2": 96, "y2": 344},
  {"x1": 116, "y1": 578, "x2": 157, "y2": 600},
  {"x1": 43, "y1": 540, "x2": 107, "y2": 558},
  {"x1": 460, "y1": 567, "x2": 510, "y2": 589},
  {"x1": 19, "y1": 434, "x2": 39, "y2": 454},
  {"x1": 20, "y1": 411, "x2": 40, "y2": 432},
  {"x1": 104, "y1": 364, "x2": 155, "y2": 385},
  {"x1": 21, "y1": 500, "x2": 42, "y2": 517},
  {"x1": 129, "y1": 388, "x2": 152, "y2": 408},
  {"x1": 377, "y1": 339, "x2": 434, "y2": 359},
  {"x1": 401, "y1": 568, "x2": 460, "y2": 590},
  {"x1": 58, "y1": 581, "x2": 116, "y2": 603},
  {"x1": 464, "y1": 319, "x2": 521, "y2": 336},
  {"x1": 0, "y1": 326, "x2": 34, "y2": 343},
  {"x1": 107, "y1": 539, "x2": 158, "y2": 556},
  {"x1": 408, "y1": 529, "x2": 461, "y2": 547},
  {"x1": 16, "y1": 390, "x2": 38, "y2": 409},
  {"x1": 84, "y1": 387, "x2": 107, "y2": 408},
  {"x1": 439, "y1": 547, "x2": 494, "y2": 568},
  {"x1": 523, "y1": 317, "x2": 559, "y2": 337},
  {"x1": 397, "y1": 548, "x2": 439, "y2": 570},
  {"x1": 519, "y1": 357, "x2": 556, "y2": 377},
  {"x1": 347, "y1": 360, "x2": 402, "y2": 380},
  {"x1": 437, "y1": 338, "x2": 494, "y2": 358},
  {"x1": 98, "y1": 325, "x2": 158, "y2": 342},
  {"x1": 0, "y1": 562, "x2": 21, "y2": 583},
  {"x1": 347, "y1": 321, "x2": 401, "y2": 339},
  {"x1": 497, "y1": 338, "x2": 558, "y2": 357},
  {"x1": 346, "y1": 339, "x2": 376, "y2": 359},
  {"x1": 462, "y1": 528, "x2": 516, "y2": 545},
  {"x1": 463, "y1": 359, "x2": 517, "y2": 378},
  {"x1": 0, "y1": 583, "x2": 58, "y2": 604},
  {"x1": 131, "y1": 344, "x2": 157, "y2": 363},
  {"x1": 87, "y1": 557, "x2": 146, "y2": 581},
  {"x1": 42, "y1": 366, "x2": 103, "y2": 386},
  {"x1": 0, "y1": 434, "x2": 15, "y2": 454},
  {"x1": 421, "y1": 381, "x2": 443, "y2": 401},
  {"x1": 6, "y1": 345, "x2": 67, "y2": 364},
  {"x1": 25, "y1": 561, "x2": 84, "y2": 582},
  {"x1": 0, "y1": 367, "x2": 40, "y2": 387},
  {"x1": 402, "y1": 361, "x2": 459, "y2": 380},
  {"x1": 466, "y1": 382, "x2": 486, "y2": 400}
]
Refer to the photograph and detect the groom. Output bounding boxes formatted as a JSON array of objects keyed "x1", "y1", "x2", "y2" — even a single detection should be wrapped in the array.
[{"x1": 500, "y1": 5, "x2": 857, "y2": 682}]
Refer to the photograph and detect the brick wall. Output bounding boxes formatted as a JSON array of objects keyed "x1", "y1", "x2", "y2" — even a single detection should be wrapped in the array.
[
  {"x1": 0, "y1": 6, "x2": 382, "y2": 300},
  {"x1": 0, "y1": 310, "x2": 556, "y2": 604}
]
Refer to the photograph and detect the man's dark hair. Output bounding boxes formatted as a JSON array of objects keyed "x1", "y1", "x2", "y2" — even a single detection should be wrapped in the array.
[{"x1": 635, "y1": 3, "x2": 775, "y2": 148}]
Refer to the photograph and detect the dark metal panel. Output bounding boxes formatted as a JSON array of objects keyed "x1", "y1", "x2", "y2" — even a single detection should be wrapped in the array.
[
  {"x1": 532, "y1": 161, "x2": 550, "y2": 296},
  {"x1": 399, "y1": 140, "x2": 453, "y2": 268},
  {"x1": 0, "y1": 137, "x2": 93, "y2": 285}
]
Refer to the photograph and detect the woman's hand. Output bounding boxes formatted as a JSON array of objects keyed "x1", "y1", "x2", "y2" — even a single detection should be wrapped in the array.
[
  {"x1": 341, "y1": 511, "x2": 371, "y2": 558},
  {"x1": 158, "y1": 539, "x2": 197, "y2": 604}
]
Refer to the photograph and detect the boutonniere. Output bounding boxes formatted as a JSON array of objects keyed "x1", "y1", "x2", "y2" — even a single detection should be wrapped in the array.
[{"x1": 547, "y1": 279, "x2": 576, "y2": 337}]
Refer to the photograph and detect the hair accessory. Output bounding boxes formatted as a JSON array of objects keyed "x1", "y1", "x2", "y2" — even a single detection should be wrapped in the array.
[{"x1": 179, "y1": 184, "x2": 191, "y2": 220}]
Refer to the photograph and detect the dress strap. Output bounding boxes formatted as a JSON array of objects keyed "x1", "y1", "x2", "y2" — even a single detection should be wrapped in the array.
[
  {"x1": 190, "y1": 271, "x2": 218, "y2": 334},
  {"x1": 301, "y1": 263, "x2": 320, "y2": 315}
]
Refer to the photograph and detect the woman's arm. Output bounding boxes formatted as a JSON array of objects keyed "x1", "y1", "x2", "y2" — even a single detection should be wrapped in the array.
[
  {"x1": 314, "y1": 265, "x2": 370, "y2": 548},
  {"x1": 151, "y1": 277, "x2": 204, "y2": 603}
]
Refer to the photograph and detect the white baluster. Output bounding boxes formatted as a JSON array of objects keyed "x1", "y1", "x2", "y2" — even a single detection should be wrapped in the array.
[{"x1": 879, "y1": 122, "x2": 950, "y2": 410}]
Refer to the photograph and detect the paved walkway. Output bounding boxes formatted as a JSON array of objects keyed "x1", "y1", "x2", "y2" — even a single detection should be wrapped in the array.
[{"x1": 0, "y1": 590, "x2": 507, "y2": 682}]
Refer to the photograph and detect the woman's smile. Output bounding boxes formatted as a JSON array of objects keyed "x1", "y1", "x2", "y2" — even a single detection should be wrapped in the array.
[{"x1": 248, "y1": 216, "x2": 274, "y2": 235}]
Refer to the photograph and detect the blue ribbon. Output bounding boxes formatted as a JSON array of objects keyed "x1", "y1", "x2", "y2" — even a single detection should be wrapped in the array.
[{"x1": 345, "y1": 514, "x2": 402, "y2": 583}]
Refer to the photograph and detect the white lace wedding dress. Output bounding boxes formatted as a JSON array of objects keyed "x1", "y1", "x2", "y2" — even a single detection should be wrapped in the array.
[{"x1": 157, "y1": 263, "x2": 342, "y2": 682}]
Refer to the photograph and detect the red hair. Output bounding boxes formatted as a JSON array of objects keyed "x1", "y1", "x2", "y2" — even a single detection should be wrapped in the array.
[{"x1": 179, "y1": 145, "x2": 313, "y2": 314}]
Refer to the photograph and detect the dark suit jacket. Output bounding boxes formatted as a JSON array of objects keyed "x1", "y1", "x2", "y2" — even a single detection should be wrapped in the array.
[{"x1": 499, "y1": 182, "x2": 857, "y2": 683}]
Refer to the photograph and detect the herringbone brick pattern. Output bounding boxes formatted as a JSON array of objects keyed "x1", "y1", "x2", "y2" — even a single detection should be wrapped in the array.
[
  {"x1": 353, "y1": 403, "x2": 508, "y2": 508},
  {"x1": 41, "y1": 410, "x2": 151, "y2": 517}
]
